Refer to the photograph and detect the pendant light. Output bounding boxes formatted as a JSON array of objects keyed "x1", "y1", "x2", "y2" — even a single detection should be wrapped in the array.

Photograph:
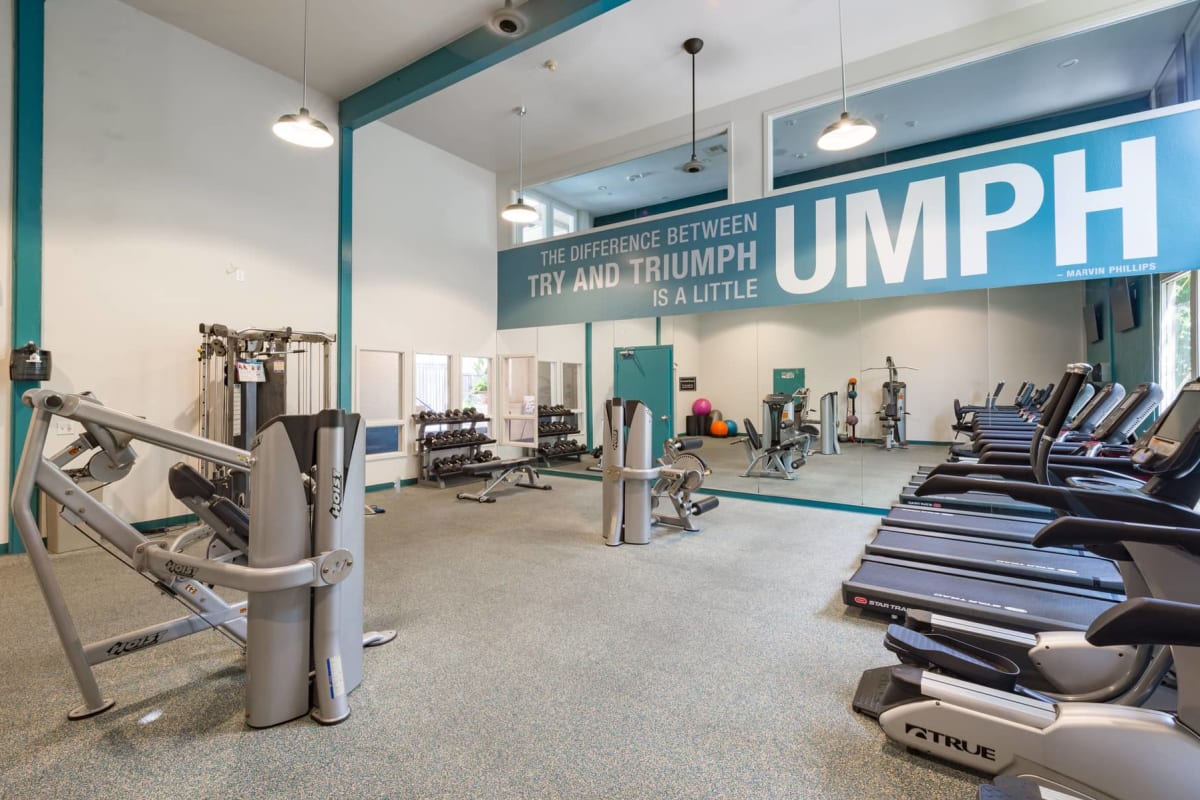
[
  {"x1": 273, "y1": 0, "x2": 333, "y2": 149},
  {"x1": 817, "y1": 0, "x2": 876, "y2": 152},
  {"x1": 501, "y1": 106, "x2": 540, "y2": 224},
  {"x1": 682, "y1": 37, "x2": 705, "y2": 173}
]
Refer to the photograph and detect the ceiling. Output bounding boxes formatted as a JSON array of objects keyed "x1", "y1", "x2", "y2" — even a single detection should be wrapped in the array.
[
  {"x1": 119, "y1": 0, "x2": 505, "y2": 100},
  {"x1": 119, "y1": 0, "x2": 1193, "y2": 182},
  {"x1": 772, "y1": 1, "x2": 1198, "y2": 177},
  {"x1": 535, "y1": 132, "x2": 729, "y2": 216},
  {"x1": 385, "y1": 0, "x2": 1057, "y2": 171}
]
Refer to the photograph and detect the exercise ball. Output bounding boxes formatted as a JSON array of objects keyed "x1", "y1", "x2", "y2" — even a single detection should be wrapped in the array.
[
  {"x1": 692, "y1": 398, "x2": 713, "y2": 416},
  {"x1": 711, "y1": 409, "x2": 723, "y2": 421},
  {"x1": 846, "y1": 414, "x2": 860, "y2": 426},
  {"x1": 709, "y1": 419, "x2": 729, "y2": 437},
  {"x1": 725, "y1": 420, "x2": 738, "y2": 436},
  {"x1": 848, "y1": 377, "x2": 858, "y2": 384}
]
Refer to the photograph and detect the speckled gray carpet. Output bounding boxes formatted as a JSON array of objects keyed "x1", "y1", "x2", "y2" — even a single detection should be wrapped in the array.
[{"x1": 0, "y1": 478, "x2": 975, "y2": 799}]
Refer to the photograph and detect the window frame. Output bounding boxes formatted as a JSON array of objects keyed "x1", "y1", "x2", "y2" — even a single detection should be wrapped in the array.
[
  {"x1": 355, "y1": 348, "x2": 406, "y2": 460},
  {"x1": 1158, "y1": 270, "x2": 1197, "y2": 407}
]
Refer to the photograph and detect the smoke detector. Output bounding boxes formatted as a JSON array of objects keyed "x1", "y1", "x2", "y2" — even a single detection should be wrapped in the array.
[{"x1": 489, "y1": 1, "x2": 528, "y2": 37}]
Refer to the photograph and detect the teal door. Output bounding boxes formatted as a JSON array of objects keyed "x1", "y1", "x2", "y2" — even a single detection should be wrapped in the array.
[{"x1": 614, "y1": 345, "x2": 674, "y2": 448}]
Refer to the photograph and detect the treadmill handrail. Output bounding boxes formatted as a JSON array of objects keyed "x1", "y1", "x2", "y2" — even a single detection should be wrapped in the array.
[
  {"x1": 1087, "y1": 597, "x2": 1200, "y2": 647},
  {"x1": 1035, "y1": 516, "x2": 1200, "y2": 554},
  {"x1": 913, "y1": 474, "x2": 1200, "y2": 526}
]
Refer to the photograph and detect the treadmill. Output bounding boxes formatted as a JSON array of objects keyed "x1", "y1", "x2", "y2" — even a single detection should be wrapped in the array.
[
  {"x1": 844, "y1": 364, "x2": 1131, "y2": 634},
  {"x1": 899, "y1": 367, "x2": 1100, "y2": 516},
  {"x1": 947, "y1": 382, "x2": 1123, "y2": 461}
]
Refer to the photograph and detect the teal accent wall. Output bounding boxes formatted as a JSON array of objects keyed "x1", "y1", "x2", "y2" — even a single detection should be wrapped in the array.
[
  {"x1": 10, "y1": 0, "x2": 46, "y2": 557},
  {"x1": 775, "y1": 96, "x2": 1152, "y2": 190},
  {"x1": 1085, "y1": 275, "x2": 1156, "y2": 390},
  {"x1": 584, "y1": 322, "x2": 594, "y2": 449}
]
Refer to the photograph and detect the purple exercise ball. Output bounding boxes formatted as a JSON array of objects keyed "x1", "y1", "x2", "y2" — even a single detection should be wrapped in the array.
[{"x1": 692, "y1": 398, "x2": 713, "y2": 416}]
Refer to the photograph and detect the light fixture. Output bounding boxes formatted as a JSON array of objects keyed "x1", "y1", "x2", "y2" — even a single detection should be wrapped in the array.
[
  {"x1": 501, "y1": 106, "x2": 540, "y2": 224},
  {"x1": 273, "y1": 0, "x2": 333, "y2": 149},
  {"x1": 817, "y1": 0, "x2": 877, "y2": 152},
  {"x1": 682, "y1": 38, "x2": 705, "y2": 173},
  {"x1": 1058, "y1": 58, "x2": 1079, "y2": 69}
]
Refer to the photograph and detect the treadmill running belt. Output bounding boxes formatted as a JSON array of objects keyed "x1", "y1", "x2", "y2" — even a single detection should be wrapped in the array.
[
  {"x1": 842, "y1": 555, "x2": 1121, "y2": 634},
  {"x1": 866, "y1": 528, "x2": 1123, "y2": 591},
  {"x1": 882, "y1": 505, "x2": 1046, "y2": 543},
  {"x1": 898, "y1": 487, "x2": 1054, "y2": 519}
]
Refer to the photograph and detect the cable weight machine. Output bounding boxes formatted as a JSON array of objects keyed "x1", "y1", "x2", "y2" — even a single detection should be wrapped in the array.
[{"x1": 197, "y1": 323, "x2": 334, "y2": 501}]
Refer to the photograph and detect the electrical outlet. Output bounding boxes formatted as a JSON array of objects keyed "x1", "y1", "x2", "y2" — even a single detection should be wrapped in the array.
[
  {"x1": 52, "y1": 421, "x2": 74, "y2": 436},
  {"x1": 235, "y1": 269, "x2": 246, "y2": 282}
]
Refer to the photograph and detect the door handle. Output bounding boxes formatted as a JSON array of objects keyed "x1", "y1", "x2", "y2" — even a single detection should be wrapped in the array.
[{"x1": 660, "y1": 415, "x2": 668, "y2": 421}]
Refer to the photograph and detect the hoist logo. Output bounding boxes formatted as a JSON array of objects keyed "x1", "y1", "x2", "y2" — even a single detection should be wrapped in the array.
[{"x1": 329, "y1": 470, "x2": 343, "y2": 519}]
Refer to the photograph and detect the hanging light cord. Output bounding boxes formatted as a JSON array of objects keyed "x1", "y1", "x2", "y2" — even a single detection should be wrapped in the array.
[
  {"x1": 836, "y1": 0, "x2": 847, "y2": 113},
  {"x1": 301, "y1": 0, "x2": 309, "y2": 109},
  {"x1": 518, "y1": 107, "x2": 526, "y2": 198},
  {"x1": 690, "y1": 50, "x2": 698, "y2": 160}
]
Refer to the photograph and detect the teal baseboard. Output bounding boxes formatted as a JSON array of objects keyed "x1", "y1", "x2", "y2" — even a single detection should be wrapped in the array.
[
  {"x1": 366, "y1": 478, "x2": 417, "y2": 493},
  {"x1": 539, "y1": 469, "x2": 887, "y2": 515}
]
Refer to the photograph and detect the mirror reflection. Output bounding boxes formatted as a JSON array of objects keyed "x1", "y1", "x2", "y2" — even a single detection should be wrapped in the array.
[{"x1": 502, "y1": 276, "x2": 1116, "y2": 509}]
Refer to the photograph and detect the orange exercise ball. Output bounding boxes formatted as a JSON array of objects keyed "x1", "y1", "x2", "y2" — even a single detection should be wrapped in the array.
[{"x1": 710, "y1": 419, "x2": 729, "y2": 437}]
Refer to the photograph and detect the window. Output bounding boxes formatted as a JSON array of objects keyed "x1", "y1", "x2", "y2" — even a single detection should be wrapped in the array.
[
  {"x1": 516, "y1": 192, "x2": 578, "y2": 245},
  {"x1": 553, "y1": 208, "x2": 576, "y2": 237},
  {"x1": 357, "y1": 349, "x2": 404, "y2": 456},
  {"x1": 1160, "y1": 272, "x2": 1195, "y2": 404},
  {"x1": 414, "y1": 353, "x2": 450, "y2": 414},
  {"x1": 501, "y1": 355, "x2": 537, "y2": 446},
  {"x1": 537, "y1": 360, "x2": 555, "y2": 406},
  {"x1": 517, "y1": 129, "x2": 729, "y2": 241},
  {"x1": 562, "y1": 362, "x2": 582, "y2": 410},
  {"x1": 461, "y1": 356, "x2": 491, "y2": 434}
]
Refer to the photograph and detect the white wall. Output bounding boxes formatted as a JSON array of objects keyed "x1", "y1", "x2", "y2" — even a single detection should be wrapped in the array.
[
  {"x1": 0, "y1": 0, "x2": 12, "y2": 546},
  {"x1": 694, "y1": 283, "x2": 1084, "y2": 443},
  {"x1": 39, "y1": 0, "x2": 339, "y2": 525},
  {"x1": 352, "y1": 121, "x2": 499, "y2": 486}
]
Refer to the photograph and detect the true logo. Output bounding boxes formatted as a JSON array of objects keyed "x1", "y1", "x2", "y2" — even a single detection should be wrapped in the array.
[{"x1": 904, "y1": 723, "x2": 996, "y2": 761}]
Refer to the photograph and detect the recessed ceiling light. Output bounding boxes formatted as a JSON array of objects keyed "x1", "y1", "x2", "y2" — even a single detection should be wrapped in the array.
[
  {"x1": 786, "y1": 119, "x2": 798, "y2": 127},
  {"x1": 1058, "y1": 58, "x2": 1079, "y2": 69},
  {"x1": 627, "y1": 173, "x2": 643, "y2": 182},
  {"x1": 597, "y1": 185, "x2": 607, "y2": 191},
  {"x1": 794, "y1": 152, "x2": 808, "y2": 159},
  {"x1": 905, "y1": 120, "x2": 918, "y2": 128}
]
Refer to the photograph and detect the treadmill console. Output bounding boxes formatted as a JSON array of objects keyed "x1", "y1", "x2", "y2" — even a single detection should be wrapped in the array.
[{"x1": 1131, "y1": 382, "x2": 1200, "y2": 475}]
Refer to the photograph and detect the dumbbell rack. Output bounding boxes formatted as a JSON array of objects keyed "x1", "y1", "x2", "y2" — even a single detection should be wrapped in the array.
[
  {"x1": 536, "y1": 406, "x2": 588, "y2": 466},
  {"x1": 413, "y1": 413, "x2": 498, "y2": 489}
]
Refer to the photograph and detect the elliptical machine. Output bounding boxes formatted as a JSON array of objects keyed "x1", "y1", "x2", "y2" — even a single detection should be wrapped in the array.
[
  {"x1": 601, "y1": 397, "x2": 719, "y2": 545},
  {"x1": 855, "y1": 377, "x2": 1200, "y2": 800}
]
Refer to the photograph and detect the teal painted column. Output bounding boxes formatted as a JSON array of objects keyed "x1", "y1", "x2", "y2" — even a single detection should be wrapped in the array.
[
  {"x1": 337, "y1": 126, "x2": 353, "y2": 408},
  {"x1": 584, "y1": 322, "x2": 593, "y2": 449},
  {"x1": 9, "y1": 0, "x2": 47, "y2": 556}
]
